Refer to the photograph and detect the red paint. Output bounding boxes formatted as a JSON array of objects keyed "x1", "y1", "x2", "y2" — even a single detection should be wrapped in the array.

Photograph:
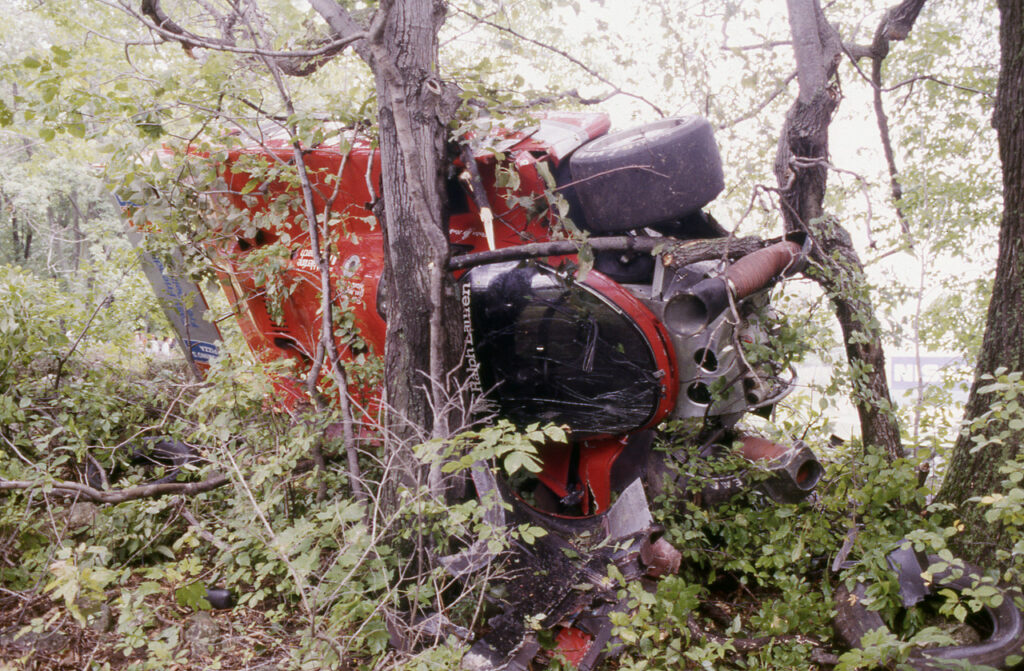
[
  {"x1": 578, "y1": 437, "x2": 627, "y2": 514},
  {"x1": 184, "y1": 112, "x2": 669, "y2": 515},
  {"x1": 210, "y1": 114, "x2": 610, "y2": 383},
  {"x1": 554, "y1": 626, "x2": 593, "y2": 667}
]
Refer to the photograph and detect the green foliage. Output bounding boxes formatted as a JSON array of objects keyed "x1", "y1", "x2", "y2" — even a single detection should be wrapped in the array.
[
  {"x1": 825, "y1": 370, "x2": 1024, "y2": 668},
  {"x1": 0, "y1": 280, "x2": 511, "y2": 668},
  {"x1": 428, "y1": 419, "x2": 556, "y2": 478},
  {"x1": 964, "y1": 370, "x2": 1024, "y2": 583},
  {"x1": 0, "y1": 0, "x2": 1015, "y2": 669},
  {"x1": 585, "y1": 424, "x2": 835, "y2": 669},
  {"x1": 0, "y1": 266, "x2": 580, "y2": 668}
]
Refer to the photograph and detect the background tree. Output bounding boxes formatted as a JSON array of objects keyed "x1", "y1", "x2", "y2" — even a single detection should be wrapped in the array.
[
  {"x1": 937, "y1": 0, "x2": 1024, "y2": 562},
  {"x1": 774, "y1": 0, "x2": 903, "y2": 463},
  {"x1": 776, "y1": 0, "x2": 1024, "y2": 569}
]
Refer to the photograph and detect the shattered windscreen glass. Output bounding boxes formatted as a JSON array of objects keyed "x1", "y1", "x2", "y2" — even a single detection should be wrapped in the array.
[{"x1": 466, "y1": 262, "x2": 663, "y2": 435}]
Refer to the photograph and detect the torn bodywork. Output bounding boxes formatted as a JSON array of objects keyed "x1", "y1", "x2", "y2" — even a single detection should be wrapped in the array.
[{"x1": 459, "y1": 479, "x2": 664, "y2": 671}]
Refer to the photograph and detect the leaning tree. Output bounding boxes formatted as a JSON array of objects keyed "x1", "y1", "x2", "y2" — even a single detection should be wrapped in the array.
[
  {"x1": 774, "y1": 0, "x2": 923, "y2": 465},
  {"x1": 780, "y1": 0, "x2": 1022, "y2": 564}
]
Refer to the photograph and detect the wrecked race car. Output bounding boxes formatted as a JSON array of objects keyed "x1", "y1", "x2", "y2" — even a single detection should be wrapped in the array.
[{"x1": 128, "y1": 112, "x2": 1024, "y2": 670}]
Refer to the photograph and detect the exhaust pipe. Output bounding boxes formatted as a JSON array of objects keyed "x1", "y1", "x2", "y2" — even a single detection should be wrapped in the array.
[
  {"x1": 663, "y1": 235, "x2": 808, "y2": 336},
  {"x1": 644, "y1": 433, "x2": 825, "y2": 507},
  {"x1": 737, "y1": 434, "x2": 823, "y2": 503}
]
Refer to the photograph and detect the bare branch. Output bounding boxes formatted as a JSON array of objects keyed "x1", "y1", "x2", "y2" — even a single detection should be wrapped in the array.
[
  {"x1": 245, "y1": 16, "x2": 369, "y2": 505},
  {"x1": 843, "y1": 42, "x2": 875, "y2": 61},
  {"x1": 854, "y1": 0, "x2": 931, "y2": 241},
  {"x1": 307, "y1": 0, "x2": 372, "y2": 62},
  {"x1": 719, "y1": 71, "x2": 798, "y2": 130},
  {"x1": 307, "y1": 0, "x2": 370, "y2": 42},
  {"x1": 491, "y1": 88, "x2": 619, "y2": 110},
  {"x1": 880, "y1": 0, "x2": 928, "y2": 41},
  {"x1": 0, "y1": 473, "x2": 229, "y2": 504},
  {"x1": 721, "y1": 40, "x2": 793, "y2": 52},
  {"x1": 453, "y1": 7, "x2": 666, "y2": 117},
  {"x1": 53, "y1": 293, "x2": 113, "y2": 392},
  {"x1": 130, "y1": 0, "x2": 366, "y2": 75},
  {"x1": 138, "y1": 0, "x2": 234, "y2": 49},
  {"x1": 881, "y1": 74, "x2": 992, "y2": 98},
  {"x1": 448, "y1": 234, "x2": 773, "y2": 271},
  {"x1": 871, "y1": 51, "x2": 912, "y2": 240}
]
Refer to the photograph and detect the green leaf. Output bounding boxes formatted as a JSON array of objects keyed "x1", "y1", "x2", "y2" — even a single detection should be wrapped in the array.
[
  {"x1": 534, "y1": 161, "x2": 556, "y2": 189},
  {"x1": 50, "y1": 45, "x2": 72, "y2": 65},
  {"x1": 517, "y1": 523, "x2": 548, "y2": 545},
  {"x1": 136, "y1": 581, "x2": 164, "y2": 598},
  {"x1": 175, "y1": 581, "x2": 211, "y2": 611},
  {"x1": 504, "y1": 451, "x2": 528, "y2": 475}
]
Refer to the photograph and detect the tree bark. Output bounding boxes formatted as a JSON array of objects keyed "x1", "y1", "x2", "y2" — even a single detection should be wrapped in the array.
[
  {"x1": 368, "y1": 0, "x2": 463, "y2": 443},
  {"x1": 777, "y1": 0, "x2": 905, "y2": 461},
  {"x1": 937, "y1": 0, "x2": 1024, "y2": 561}
]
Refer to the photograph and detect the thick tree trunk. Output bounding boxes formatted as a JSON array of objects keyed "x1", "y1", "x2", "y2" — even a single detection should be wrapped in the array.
[
  {"x1": 370, "y1": 0, "x2": 463, "y2": 441},
  {"x1": 937, "y1": 0, "x2": 1024, "y2": 560}
]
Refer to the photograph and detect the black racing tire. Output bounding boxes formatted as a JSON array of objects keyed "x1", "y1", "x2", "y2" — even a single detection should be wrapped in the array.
[
  {"x1": 834, "y1": 555, "x2": 1024, "y2": 670},
  {"x1": 567, "y1": 117, "x2": 724, "y2": 234}
]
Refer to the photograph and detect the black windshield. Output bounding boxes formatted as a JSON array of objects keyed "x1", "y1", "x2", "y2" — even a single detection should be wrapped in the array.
[{"x1": 466, "y1": 262, "x2": 663, "y2": 435}]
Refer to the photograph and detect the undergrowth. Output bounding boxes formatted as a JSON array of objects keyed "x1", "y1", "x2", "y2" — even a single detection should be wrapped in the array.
[{"x1": 2, "y1": 267, "x2": 1024, "y2": 670}]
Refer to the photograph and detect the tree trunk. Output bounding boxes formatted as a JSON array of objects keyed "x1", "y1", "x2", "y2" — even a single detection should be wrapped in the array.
[
  {"x1": 778, "y1": 0, "x2": 904, "y2": 461},
  {"x1": 69, "y1": 191, "x2": 85, "y2": 272},
  {"x1": 370, "y1": 0, "x2": 463, "y2": 442},
  {"x1": 937, "y1": 0, "x2": 1024, "y2": 561}
]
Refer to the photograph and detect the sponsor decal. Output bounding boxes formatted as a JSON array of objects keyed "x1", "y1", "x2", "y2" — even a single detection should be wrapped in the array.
[
  {"x1": 461, "y1": 281, "x2": 484, "y2": 396},
  {"x1": 189, "y1": 341, "x2": 220, "y2": 363},
  {"x1": 294, "y1": 248, "x2": 338, "y2": 272}
]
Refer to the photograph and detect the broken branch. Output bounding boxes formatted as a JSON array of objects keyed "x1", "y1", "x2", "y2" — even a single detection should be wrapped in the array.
[{"x1": 0, "y1": 473, "x2": 229, "y2": 504}]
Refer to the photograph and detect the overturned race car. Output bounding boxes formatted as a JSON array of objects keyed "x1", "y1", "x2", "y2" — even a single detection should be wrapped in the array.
[{"x1": 128, "y1": 112, "x2": 1023, "y2": 670}]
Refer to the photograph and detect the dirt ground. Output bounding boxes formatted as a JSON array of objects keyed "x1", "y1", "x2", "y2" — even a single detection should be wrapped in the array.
[{"x1": 0, "y1": 591, "x2": 288, "y2": 671}]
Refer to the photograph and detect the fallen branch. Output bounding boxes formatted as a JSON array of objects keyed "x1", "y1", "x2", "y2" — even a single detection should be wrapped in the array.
[
  {"x1": 448, "y1": 234, "x2": 773, "y2": 271},
  {"x1": 178, "y1": 501, "x2": 231, "y2": 552},
  {"x1": 686, "y1": 614, "x2": 838, "y2": 664},
  {"x1": 0, "y1": 472, "x2": 229, "y2": 504},
  {"x1": 137, "y1": 0, "x2": 367, "y2": 68}
]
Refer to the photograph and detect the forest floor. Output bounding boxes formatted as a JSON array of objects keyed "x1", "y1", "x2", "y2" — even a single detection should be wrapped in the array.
[{"x1": 0, "y1": 589, "x2": 292, "y2": 671}]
